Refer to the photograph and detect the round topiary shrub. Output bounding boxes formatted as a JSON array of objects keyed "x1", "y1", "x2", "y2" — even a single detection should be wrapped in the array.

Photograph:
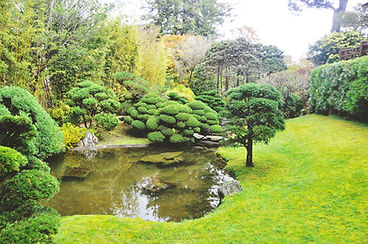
[
  {"x1": 129, "y1": 109, "x2": 138, "y2": 118},
  {"x1": 138, "y1": 106, "x2": 148, "y2": 113},
  {"x1": 193, "y1": 127, "x2": 201, "y2": 133},
  {"x1": 177, "y1": 104, "x2": 192, "y2": 113},
  {"x1": 193, "y1": 114, "x2": 207, "y2": 122},
  {"x1": 159, "y1": 114, "x2": 176, "y2": 125},
  {"x1": 193, "y1": 109, "x2": 205, "y2": 116},
  {"x1": 131, "y1": 120, "x2": 146, "y2": 130},
  {"x1": 207, "y1": 119, "x2": 219, "y2": 125},
  {"x1": 160, "y1": 105, "x2": 179, "y2": 115},
  {"x1": 147, "y1": 109, "x2": 159, "y2": 115},
  {"x1": 0, "y1": 146, "x2": 28, "y2": 178},
  {"x1": 147, "y1": 131, "x2": 165, "y2": 142},
  {"x1": 187, "y1": 100, "x2": 207, "y2": 110},
  {"x1": 95, "y1": 113, "x2": 119, "y2": 131},
  {"x1": 204, "y1": 112, "x2": 218, "y2": 120},
  {"x1": 169, "y1": 134, "x2": 183, "y2": 143},
  {"x1": 146, "y1": 117, "x2": 158, "y2": 130},
  {"x1": 183, "y1": 129, "x2": 194, "y2": 136},
  {"x1": 175, "y1": 112, "x2": 191, "y2": 121},
  {"x1": 23, "y1": 156, "x2": 51, "y2": 173},
  {"x1": 177, "y1": 122, "x2": 186, "y2": 128},
  {"x1": 186, "y1": 116, "x2": 201, "y2": 127},
  {"x1": 210, "y1": 124, "x2": 223, "y2": 133},
  {"x1": 0, "y1": 170, "x2": 60, "y2": 211},
  {"x1": 124, "y1": 115, "x2": 134, "y2": 124},
  {"x1": 162, "y1": 128, "x2": 174, "y2": 136},
  {"x1": 147, "y1": 105, "x2": 156, "y2": 110}
]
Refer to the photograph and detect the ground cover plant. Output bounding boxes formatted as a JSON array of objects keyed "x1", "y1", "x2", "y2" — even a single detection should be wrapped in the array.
[{"x1": 54, "y1": 115, "x2": 368, "y2": 242}]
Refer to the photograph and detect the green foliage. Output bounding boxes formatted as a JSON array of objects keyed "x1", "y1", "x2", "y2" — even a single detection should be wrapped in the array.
[
  {"x1": 159, "y1": 114, "x2": 177, "y2": 125},
  {"x1": 146, "y1": 117, "x2": 159, "y2": 130},
  {"x1": 186, "y1": 116, "x2": 201, "y2": 127},
  {"x1": 60, "y1": 123, "x2": 88, "y2": 149},
  {"x1": 131, "y1": 120, "x2": 146, "y2": 130},
  {"x1": 167, "y1": 92, "x2": 188, "y2": 104},
  {"x1": 0, "y1": 170, "x2": 60, "y2": 211},
  {"x1": 169, "y1": 134, "x2": 184, "y2": 143},
  {"x1": 0, "y1": 146, "x2": 27, "y2": 179},
  {"x1": 309, "y1": 31, "x2": 364, "y2": 65},
  {"x1": 145, "y1": 0, "x2": 231, "y2": 36},
  {"x1": 187, "y1": 100, "x2": 207, "y2": 110},
  {"x1": 161, "y1": 105, "x2": 179, "y2": 115},
  {"x1": 225, "y1": 83, "x2": 285, "y2": 166},
  {"x1": 196, "y1": 90, "x2": 224, "y2": 112},
  {"x1": 162, "y1": 128, "x2": 174, "y2": 136},
  {"x1": 95, "y1": 113, "x2": 119, "y2": 131},
  {"x1": 147, "y1": 131, "x2": 165, "y2": 143},
  {"x1": 310, "y1": 56, "x2": 368, "y2": 121},
  {"x1": 209, "y1": 125, "x2": 223, "y2": 133},
  {"x1": 124, "y1": 115, "x2": 134, "y2": 124},
  {"x1": 282, "y1": 93, "x2": 304, "y2": 118},
  {"x1": 49, "y1": 102, "x2": 71, "y2": 126},
  {"x1": 175, "y1": 112, "x2": 191, "y2": 121},
  {"x1": 0, "y1": 87, "x2": 65, "y2": 159},
  {"x1": 67, "y1": 81, "x2": 120, "y2": 129}
]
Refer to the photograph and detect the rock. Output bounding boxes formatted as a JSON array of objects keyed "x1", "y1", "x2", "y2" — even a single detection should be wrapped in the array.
[
  {"x1": 77, "y1": 131, "x2": 98, "y2": 149},
  {"x1": 193, "y1": 133, "x2": 205, "y2": 140},
  {"x1": 139, "y1": 176, "x2": 174, "y2": 194},
  {"x1": 203, "y1": 135, "x2": 223, "y2": 142},
  {"x1": 140, "y1": 152, "x2": 184, "y2": 166},
  {"x1": 217, "y1": 175, "x2": 242, "y2": 198},
  {"x1": 197, "y1": 140, "x2": 219, "y2": 147}
]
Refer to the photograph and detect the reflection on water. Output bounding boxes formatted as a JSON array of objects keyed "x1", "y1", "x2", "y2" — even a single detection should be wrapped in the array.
[{"x1": 46, "y1": 146, "x2": 237, "y2": 222}]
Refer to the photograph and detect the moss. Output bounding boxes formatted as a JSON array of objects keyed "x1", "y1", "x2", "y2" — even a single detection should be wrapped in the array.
[
  {"x1": 193, "y1": 109, "x2": 205, "y2": 116},
  {"x1": 162, "y1": 128, "x2": 174, "y2": 136},
  {"x1": 169, "y1": 134, "x2": 183, "y2": 143},
  {"x1": 137, "y1": 106, "x2": 148, "y2": 113},
  {"x1": 210, "y1": 124, "x2": 223, "y2": 133},
  {"x1": 159, "y1": 114, "x2": 176, "y2": 125},
  {"x1": 161, "y1": 105, "x2": 179, "y2": 115},
  {"x1": 147, "y1": 131, "x2": 165, "y2": 142},
  {"x1": 175, "y1": 113, "x2": 191, "y2": 121},
  {"x1": 146, "y1": 117, "x2": 158, "y2": 130},
  {"x1": 193, "y1": 127, "x2": 201, "y2": 133},
  {"x1": 183, "y1": 129, "x2": 194, "y2": 136},
  {"x1": 124, "y1": 116, "x2": 134, "y2": 124},
  {"x1": 186, "y1": 116, "x2": 201, "y2": 127},
  {"x1": 204, "y1": 112, "x2": 218, "y2": 120},
  {"x1": 131, "y1": 120, "x2": 146, "y2": 130}
]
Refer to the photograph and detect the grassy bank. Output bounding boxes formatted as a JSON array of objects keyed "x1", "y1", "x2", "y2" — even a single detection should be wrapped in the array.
[
  {"x1": 55, "y1": 115, "x2": 368, "y2": 243},
  {"x1": 97, "y1": 123, "x2": 150, "y2": 146}
]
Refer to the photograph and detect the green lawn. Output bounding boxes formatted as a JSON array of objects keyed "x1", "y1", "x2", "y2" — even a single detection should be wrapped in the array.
[{"x1": 55, "y1": 115, "x2": 368, "y2": 243}]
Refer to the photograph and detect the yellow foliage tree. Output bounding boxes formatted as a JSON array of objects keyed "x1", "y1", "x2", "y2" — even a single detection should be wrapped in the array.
[{"x1": 135, "y1": 26, "x2": 167, "y2": 87}]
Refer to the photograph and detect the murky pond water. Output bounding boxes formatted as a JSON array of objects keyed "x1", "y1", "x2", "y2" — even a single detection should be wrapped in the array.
[{"x1": 46, "y1": 146, "x2": 240, "y2": 222}]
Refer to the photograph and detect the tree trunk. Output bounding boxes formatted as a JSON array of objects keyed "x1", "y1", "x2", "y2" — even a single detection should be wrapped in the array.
[
  {"x1": 245, "y1": 138, "x2": 254, "y2": 167},
  {"x1": 188, "y1": 69, "x2": 193, "y2": 85},
  {"x1": 331, "y1": 0, "x2": 349, "y2": 32},
  {"x1": 216, "y1": 66, "x2": 220, "y2": 93}
]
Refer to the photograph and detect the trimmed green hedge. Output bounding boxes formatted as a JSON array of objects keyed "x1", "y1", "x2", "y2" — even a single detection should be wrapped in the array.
[{"x1": 311, "y1": 56, "x2": 368, "y2": 121}]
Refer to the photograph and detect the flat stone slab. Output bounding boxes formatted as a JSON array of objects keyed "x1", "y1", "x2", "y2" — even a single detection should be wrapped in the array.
[{"x1": 140, "y1": 151, "x2": 184, "y2": 166}]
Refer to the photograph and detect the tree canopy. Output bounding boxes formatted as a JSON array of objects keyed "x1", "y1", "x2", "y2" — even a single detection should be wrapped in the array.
[{"x1": 144, "y1": 0, "x2": 231, "y2": 36}]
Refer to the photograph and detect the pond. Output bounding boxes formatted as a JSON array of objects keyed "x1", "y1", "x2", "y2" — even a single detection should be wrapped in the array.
[{"x1": 46, "y1": 146, "x2": 241, "y2": 222}]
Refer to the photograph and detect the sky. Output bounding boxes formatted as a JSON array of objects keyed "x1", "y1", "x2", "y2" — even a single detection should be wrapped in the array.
[{"x1": 112, "y1": 0, "x2": 367, "y2": 62}]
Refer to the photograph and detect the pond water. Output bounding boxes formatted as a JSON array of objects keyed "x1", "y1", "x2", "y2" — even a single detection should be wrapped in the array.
[{"x1": 46, "y1": 146, "x2": 240, "y2": 222}]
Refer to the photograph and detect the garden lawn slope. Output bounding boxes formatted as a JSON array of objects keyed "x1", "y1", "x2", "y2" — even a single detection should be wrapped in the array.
[{"x1": 55, "y1": 115, "x2": 368, "y2": 243}]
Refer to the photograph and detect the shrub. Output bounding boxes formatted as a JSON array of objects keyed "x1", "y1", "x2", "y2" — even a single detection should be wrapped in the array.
[
  {"x1": 193, "y1": 109, "x2": 205, "y2": 116},
  {"x1": 0, "y1": 146, "x2": 28, "y2": 178},
  {"x1": 159, "y1": 114, "x2": 176, "y2": 124},
  {"x1": 161, "y1": 105, "x2": 179, "y2": 115},
  {"x1": 129, "y1": 109, "x2": 139, "y2": 118},
  {"x1": 169, "y1": 134, "x2": 184, "y2": 143},
  {"x1": 23, "y1": 156, "x2": 50, "y2": 173},
  {"x1": 210, "y1": 124, "x2": 223, "y2": 133},
  {"x1": 146, "y1": 117, "x2": 159, "y2": 130},
  {"x1": 183, "y1": 129, "x2": 194, "y2": 136},
  {"x1": 147, "y1": 109, "x2": 159, "y2": 115},
  {"x1": 147, "y1": 131, "x2": 165, "y2": 142},
  {"x1": 0, "y1": 87, "x2": 65, "y2": 159},
  {"x1": 162, "y1": 128, "x2": 174, "y2": 136},
  {"x1": 166, "y1": 85, "x2": 195, "y2": 101},
  {"x1": 95, "y1": 113, "x2": 119, "y2": 131},
  {"x1": 124, "y1": 115, "x2": 134, "y2": 124},
  {"x1": 204, "y1": 112, "x2": 218, "y2": 120},
  {"x1": 49, "y1": 102, "x2": 71, "y2": 125},
  {"x1": 60, "y1": 123, "x2": 87, "y2": 149},
  {"x1": 167, "y1": 92, "x2": 188, "y2": 104},
  {"x1": 138, "y1": 106, "x2": 148, "y2": 113},
  {"x1": 177, "y1": 122, "x2": 186, "y2": 128},
  {"x1": 176, "y1": 112, "x2": 191, "y2": 121},
  {"x1": 187, "y1": 116, "x2": 201, "y2": 127},
  {"x1": 207, "y1": 119, "x2": 218, "y2": 125},
  {"x1": 196, "y1": 90, "x2": 225, "y2": 112},
  {"x1": 187, "y1": 100, "x2": 207, "y2": 110},
  {"x1": 131, "y1": 120, "x2": 146, "y2": 130},
  {"x1": 0, "y1": 170, "x2": 60, "y2": 211}
]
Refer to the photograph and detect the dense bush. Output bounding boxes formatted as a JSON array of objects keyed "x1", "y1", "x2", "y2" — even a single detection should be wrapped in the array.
[
  {"x1": 67, "y1": 81, "x2": 120, "y2": 130},
  {"x1": 196, "y1": 89, "x2": 224, "y2": 112},
  {"x1": 60, "y1": 123, "x2": 95, "y2": 149},
  {"x1": 124, "y1": 94, "x2": 222, "y2": 143},
  {"x1": 0, "y1": 146, "x2": 28, "y2": 179},
  {"x1": 48, "y1": 101, "x2": 71, "y2": 125},
  {"x1": 0, "y1": 86, "x2": 65, "y2": 159},
  {"x1": 95, "y1": 113, "x2": 119, "y2": 131},
  {"x1": 310, "y1": 56, "x2": 368, "y2": 121}
]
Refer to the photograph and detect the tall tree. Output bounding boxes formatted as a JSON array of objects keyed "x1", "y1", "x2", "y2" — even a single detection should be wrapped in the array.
[
  {"x1": 144, "y1": 0, "x2": 231, "y2": 36},
  {"x1": 288, "y1": 0, "x2": 349, "y2": 32},
  {"x1": 224, "y1": 83, "x2": 285, "y2": 167}
]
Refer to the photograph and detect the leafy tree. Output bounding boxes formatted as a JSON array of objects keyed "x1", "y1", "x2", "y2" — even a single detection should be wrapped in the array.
[
  {"x1": 288, "y1": 0, "x2": 349, "y2": 32},
  {"x1": 337, "y1": 4, "x2": 368, "y2": 34},
  {"x1": 144, "y1": 0, "x2": 231, "y2": 36},
  {"x1": 224, "y1": 83, "x2": 285, "y2": 167},
  {"x1": 308, "y1": 31, "x2": 364, "y2": 65},
  {"x1": 67, "y1": 81, "x2": 120, "y2": 129}
]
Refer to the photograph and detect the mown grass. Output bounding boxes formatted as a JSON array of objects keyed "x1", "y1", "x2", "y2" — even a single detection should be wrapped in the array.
[
  {"x1": 97, "y1": 123, "x2": 149, "y2": 146},
  {"x1": 55, "y1": 115, "x2": 368, "y2": 243}
]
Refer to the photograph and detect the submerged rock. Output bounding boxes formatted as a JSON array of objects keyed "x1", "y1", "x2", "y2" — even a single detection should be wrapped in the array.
[
  {"x1": 62, "y1": 165, "x2": 92, "y2": 179},
  {"x1": 139, "y1": 176, "x2": 174, "y2": 194},
  {"x1": 140, "y1": 151, "x2": 184, "y2": 166}
]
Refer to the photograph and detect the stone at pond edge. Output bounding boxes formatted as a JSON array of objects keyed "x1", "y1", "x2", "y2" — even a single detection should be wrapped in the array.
[
  {"x1": 140, "y1": 151, "x2": 184, "y2": 165},
  {"x1": 77, "y1": 131, "x2": 98, "y2": 149},
  {"x1": 217, "y1": 175, "x2": 242, "y2": 198}
]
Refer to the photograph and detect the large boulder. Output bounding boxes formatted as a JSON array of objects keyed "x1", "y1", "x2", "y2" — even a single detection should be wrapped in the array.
[
  {"x1": 77, "y1": 131, "x2": 98, "y2": 149},
  {"x1": 140, "y1": 151, "x2": 184, "y2": 166}
]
